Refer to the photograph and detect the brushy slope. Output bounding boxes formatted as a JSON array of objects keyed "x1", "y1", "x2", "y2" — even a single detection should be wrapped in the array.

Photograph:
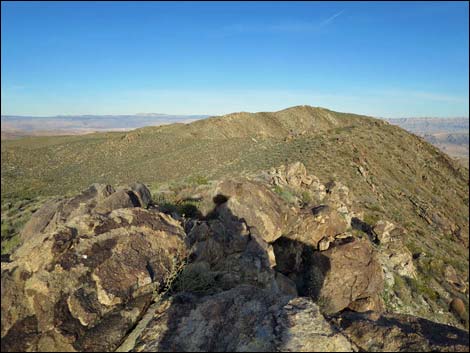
[{"x1": 1, "y1": 105, "x2": 469, "y2": 327}]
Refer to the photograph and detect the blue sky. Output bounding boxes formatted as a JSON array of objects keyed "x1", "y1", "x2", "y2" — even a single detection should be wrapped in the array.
[{"x1": 1, "y1": 1, "x2": 469, "y2": 117}]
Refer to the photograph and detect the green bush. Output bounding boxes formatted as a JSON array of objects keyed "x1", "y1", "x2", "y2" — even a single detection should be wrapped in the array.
[
  {"x1": 273, "y1": 185, "x2": 297, "y2": 204},
  {"x1": 405, "y1": 277, "x2": 438, "y2": 301},
  {"x1": 363, "y1": 212, "x2": 380, "y2": 226},
  {"x1": 173, "y1": 262, "x2": 216, "y2": 293},
  {"x1": 301, "y1": 191, "x2": 312, "y2": 205}
]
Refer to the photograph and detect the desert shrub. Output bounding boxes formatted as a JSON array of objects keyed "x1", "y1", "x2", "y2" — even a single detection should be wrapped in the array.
[
  {"x1": 273, "y1": 185, "x2": 297, "y2": 204},
  {"x1": 1, "y1": 222, "x2": 12, "y2": 239},
  {"x1": 363, "y1": 212, "x2": 380, "y2": 226},
  {"x1": 177, "y1": 202, "x2": 201, "y2": 218},
  {"x1": 405, "y1": 239, "x2": 424, "y2": 257},
  {"x1": 405, "y1": 277, "x2": 438, "y2": 301},
  {"x1": 1, "y1": 234, "x2": 21, "y2": 255},
  {"x1": 366, "y1": 203, "x2": 382, "y2": 213},
  {"x1": 300, "y1": 191, "x2": 312, "y2": 205},
  {"x1": 393, "y1": 274, "x2": 412, "y2": 304},
  {"x1": 173, "y1": 262, "x2": 216, "y2": 293}
]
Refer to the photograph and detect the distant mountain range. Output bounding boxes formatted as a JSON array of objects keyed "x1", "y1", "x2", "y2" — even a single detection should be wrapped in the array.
[
  {"x1": 386, "y1": 117, "x2": 469, "y2": 162},
  {"x1": 0, "y1": 114, "x2": 209, "y2": 139},
  {"x1": 386, "y1": 117, "x2": 469, "y2": 134}
]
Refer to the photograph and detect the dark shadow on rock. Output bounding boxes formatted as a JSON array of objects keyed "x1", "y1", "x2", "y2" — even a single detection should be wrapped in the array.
[
  {"x1": 311, "y1": 204, "x2": 330, "y2": 216},
  {"x1": 352, "y1": 217, "x2": 379, "y2": 244},
  {"x1": 1, "y1": 254, "x2": 11, "y2": 263},
  {"x1": 272, "y1": 237, "x2": 330, "y2": 301},
  {"x1": 133, "y1": 193, "x2": 291, "y2": 351},
  {"x1": 127, "y1": 191, "x2": 142, "y2": 207},
  {"x1": 333, "y1": 310, "x2": 470, "y2": 351}
]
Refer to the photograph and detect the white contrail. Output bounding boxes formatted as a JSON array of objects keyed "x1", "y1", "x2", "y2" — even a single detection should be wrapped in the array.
[{"x1": 318, "y1": 10, "x2": 345, "y2": 28}]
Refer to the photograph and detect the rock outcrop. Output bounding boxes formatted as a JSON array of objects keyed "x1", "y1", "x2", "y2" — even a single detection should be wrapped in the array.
[
  {"x1": 213, "y1": 179, "x2": 295, "y2": 243},
  {"x1": 311, "y1": 238, "x2": 384, "y2": 314},
  {"x1": 331, "y1": 310, "x2": 470, "y2": 352},
  {"x1": 1, "y1": 184, "x2": 188, "y2": 352},
  {"x1": 1, "y1": 163, "x2": 469, "y2": 352},
  {"x1": 374, "y1": 221, "x2": 417, "y2": 279},
  {"x1": 133, "y1": 288, "x2": 354, "y2": 352}
]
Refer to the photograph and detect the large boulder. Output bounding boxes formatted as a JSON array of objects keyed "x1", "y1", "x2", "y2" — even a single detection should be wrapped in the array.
[
  {"x1": 94, "y1": 189, "x2": 140, "y2": 214},
  {"x1": 213, "y1": 179, "x2": 295, "y2": 243},
  {"x1": 310, "y1": 238, "x2": 384, "y2": 314},
  {"x1": 323, "y1": 180, "x2": 355, "y2": 225},
  {"x1": 19, "y1": 183, "x2": 154, "y2": 244},
  {"x1": 1, "y1": 188, "x2": 187, "y2": 352},
  {"x1": 133, "y1": 286, "x2": 353, "y2": 352},
  {"x1": 128, "y1": 182, "x2": 153, "y2": 209},
  {"x1": 331, "y1": 310, "x2": 469, "y2": 352},
  {"x1": 133, "y1": 285, "x2": 286, "y2": 352},
  {"x1": 286, "y1": 206, "x2": 350, "y2": 250}
]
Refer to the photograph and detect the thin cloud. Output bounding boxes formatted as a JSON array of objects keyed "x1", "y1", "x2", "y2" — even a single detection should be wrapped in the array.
[{"x1": 318, "y1": 10, "x2": 345, "y2": 28}]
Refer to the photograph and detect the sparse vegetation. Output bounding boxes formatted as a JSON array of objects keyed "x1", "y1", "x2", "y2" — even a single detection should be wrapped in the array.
[
  {"x1": 1, "y1": 105, "x2": 468, "y2": 331},
  {"x1": 173, "y1": 262, "x2": 217, "y2": 294}
]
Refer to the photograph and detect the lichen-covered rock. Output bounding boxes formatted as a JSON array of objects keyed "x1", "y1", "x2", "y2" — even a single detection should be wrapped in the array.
[
  {"x1": 1, "y1": 186, "x2": 187, "y2": 352},
  {"x1": 444, "y1": 265, "x2": 467, "y2": 293},
  {"x1": 286, "y1": 206, "x2": 349, "y2": 249},
  {"x1": 133, "y1": 287, "x2": 353, "y2": 352},
  {"x1": 331, "y1": 310, "x2": 469, "y2": 352},
  {"x1": 374, "y1": 221, "x2": 417, "y2": 279},
  {"x1": 265, "y1": 162, "x2": 327, "y2": 202},
  {"x1": 133, "y1": 285, "x2": 289, "y2": 352},
  {"x1": 94, "y1": 189, "x2": 140, "y2": 214},
  {"x1": 19, "y1": 183, "x2": 153, "y2": 244},
  {"x1": 324, "y1": 181, "x2": 355, "y2": 225},
  {"x1": 276, "y1": 297, "x2": 354, "y2": 352}
]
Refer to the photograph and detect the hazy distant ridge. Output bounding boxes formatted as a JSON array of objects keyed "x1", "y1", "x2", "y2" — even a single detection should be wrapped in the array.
[
  {"x1": 1, "y1": 114, "x2": 209, "y2": 138},
  {"x1": 386, "y1": 117, "x2": 469, "y2": 134}
]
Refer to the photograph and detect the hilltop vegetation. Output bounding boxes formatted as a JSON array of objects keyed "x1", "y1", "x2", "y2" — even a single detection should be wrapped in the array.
[
  {"x1": 1, "y1": 106, "x2": 469, "y2": 330},
  {"x1": 2, "y1": 104, "x2": 468, "y2": 240}
]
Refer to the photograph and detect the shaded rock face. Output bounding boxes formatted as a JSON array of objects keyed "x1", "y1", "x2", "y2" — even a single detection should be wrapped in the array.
[
  {"x1": 133, "y1": 287, "x2": 353, "y2": 352},
  {"x1": 1, "y1": 184, "x2": 187, "y2": 352},
  {"x1": 183, "y1": 203, "x2": 280, "y2": 294},
  {"x1": 276, "y1": 298, "x2": 353, "y2": 352},
  {"x1": 273, "y1": 237, "x2": 384, "y2": 315},
  {"x1": 331, "y1": 310, "x2": 470, "y2": 352},
  {"x1": 311, "y1": 238, "x2": 384, "y2": 314}
]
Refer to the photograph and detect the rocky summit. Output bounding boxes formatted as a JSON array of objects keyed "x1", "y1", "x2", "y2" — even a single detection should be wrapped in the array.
[{"x1": 1, "y1": 162, "x2": 468, "y2": 352}]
